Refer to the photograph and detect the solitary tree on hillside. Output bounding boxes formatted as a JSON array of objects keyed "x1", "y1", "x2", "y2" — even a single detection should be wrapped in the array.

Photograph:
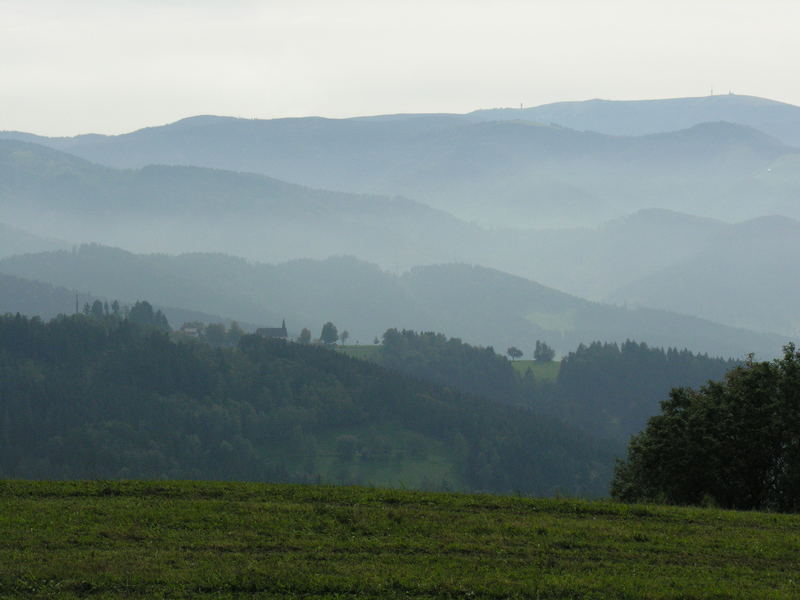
[
  {"x1": 320, "y1": 322, "x2": 339, "y2": 345},
  {"x1": 507, "y1": 346, "x2": 523, "y2": 361},
  {"x1": 534, "y1": 340, "x2": 555, "y2": 363},
  {"x1": 340, "y1": 330, "x2": 350, "y2": 346}
]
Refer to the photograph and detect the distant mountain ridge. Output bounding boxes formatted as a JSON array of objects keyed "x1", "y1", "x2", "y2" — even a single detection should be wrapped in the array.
[
  {"x1": 469, "y1": 94, "x2": 800, "y2": 146},
  {"x1": 3, "y1": 95, "x2": 798, "y2": 228}
]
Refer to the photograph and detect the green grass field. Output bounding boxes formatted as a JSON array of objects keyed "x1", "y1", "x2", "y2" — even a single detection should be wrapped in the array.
[
  {"x1": 511, "y1": 360, "x2": 561, "y2": 382},
  {"x1": 336, "y1": 344, "x2": 381, "y2": 361},
  {"x1": 1, "y1": 480, "x2": 798, "y2": 599}
]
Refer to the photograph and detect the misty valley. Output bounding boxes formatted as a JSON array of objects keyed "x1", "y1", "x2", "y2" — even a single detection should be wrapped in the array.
[{"x1": 2, "y1": 93, "x2": 800, "y2": 598}]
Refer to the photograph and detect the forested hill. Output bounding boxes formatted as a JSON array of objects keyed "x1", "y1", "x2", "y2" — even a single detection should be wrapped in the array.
[
  {"x1": 372, "y1": 330, "x2": 737, "y2": 442},
  {"x1": 0, "y1": 245, "x2": 788, "y2": 358},
  {"x1": 0, "y1": 272, "x2": 251, "y2": 334},
  {"x1": 0, "y1": 313, "x2": 616, "y2": 496}
]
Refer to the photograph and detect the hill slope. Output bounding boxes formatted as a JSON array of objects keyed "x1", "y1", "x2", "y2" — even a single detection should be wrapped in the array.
[
  {"x1": 0, "y1": 138, "x2": 477, "y2": 266},
  {"x1": 606, "y1": 215, "x2": 800, "y2": 335},
  {"x1": 0, "y1": 222, "x2": 67, "y2": 259},
  {"x1": 1, "y1": 480, "x2": 798, "y2": 599},
  {"x1": 0, "y1": 313, "x2": 614, "y2": 495}
]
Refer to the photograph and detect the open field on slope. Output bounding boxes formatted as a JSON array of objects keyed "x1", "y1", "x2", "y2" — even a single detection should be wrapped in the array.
[
  {"x1": 510, "y1": 360, "x2": 561, "y2": 382},
  {"x1": 1, "y1": 480, "x2": 798, "y2": 599},
  {"x1": 337, "y1": 346, "x2": 562, "y2": 383},
  {"x1": 336, "y1": 344, "x2": 381, "y2": 361}
]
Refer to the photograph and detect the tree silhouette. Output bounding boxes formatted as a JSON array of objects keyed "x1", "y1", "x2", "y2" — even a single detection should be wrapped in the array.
[
  {"x1": 320, "y1": 322, "x2": 338, "y2": 345},
  {"x1": 534, "y1": 340, "x2": 555, "y2": 362}
]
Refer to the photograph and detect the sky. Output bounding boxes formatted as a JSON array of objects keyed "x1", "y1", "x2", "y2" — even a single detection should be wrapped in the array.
[{"x1": 2, "y1": 0, "x2": 799, "y2": 136}]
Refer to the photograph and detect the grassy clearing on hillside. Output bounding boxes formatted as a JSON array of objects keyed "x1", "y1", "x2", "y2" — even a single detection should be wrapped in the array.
[
  {"x1": 511, "y1": 359, "x2": 561, "y2": 382},
  {"x1": 339, "y1": 345, "x2": 562, "y2": 384},
  {"x1": 1, "y1": 481, "x2": 798, "y2": 599},
  {"x1": 337, "y1": 344, "x2": 381, "y2": 361}
]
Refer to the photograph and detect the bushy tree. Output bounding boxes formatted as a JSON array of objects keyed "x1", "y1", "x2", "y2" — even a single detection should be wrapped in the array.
[
  {"x1": 90, "y1": 300, "x2": 105, "y2": 319},
  {"x1": 320, "y1": 322, "x2": 338, "y2": 345},
  {"x1": 226, "y1": 321, "x2": 244, "y2": 346},
  {"x1": 534, "y1": 340, "x2": 555, "y2": 362},
  {"x1": 507, "y1": 346, "x2": 523, "y2": 360},
  {"x1": 204, "y1": 323, "x2": 226, "y2": 347},
  {"x1": 298, "y1": 328, "x2": 312, "y2": 344},
  {"x1": 128, "y1": 300, "x2": 170, "y2": 331},
  {"x1": 611, "y1": 344, "x2": 800, "y2": 512}
]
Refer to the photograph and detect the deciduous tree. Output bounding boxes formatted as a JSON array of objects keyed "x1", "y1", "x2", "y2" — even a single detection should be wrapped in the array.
[{"x1": 612, "y1": 344, "x2": 800, "y2": 512}]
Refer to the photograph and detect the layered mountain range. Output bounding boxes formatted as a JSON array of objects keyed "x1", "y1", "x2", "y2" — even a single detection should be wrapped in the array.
[
  {"x1": 4, "y1": 94, "x2": 799, "y2": 229},
  {"x1": 1, "y1": 94, "x2": 798, "y2": 350}
]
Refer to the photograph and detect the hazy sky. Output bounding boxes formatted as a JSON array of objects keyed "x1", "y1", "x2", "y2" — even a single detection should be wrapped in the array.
[{"x1": 3, "y1": 0, "x2": 799, "y2": 136}]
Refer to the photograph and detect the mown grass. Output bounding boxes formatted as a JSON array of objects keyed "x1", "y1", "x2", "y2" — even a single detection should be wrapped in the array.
[
  {"x1": 1, "y1": 481, "x2": 798, "y2": 599},
  {"x1": 511, "y1": 360, "x2": 561, "y2": 382}
]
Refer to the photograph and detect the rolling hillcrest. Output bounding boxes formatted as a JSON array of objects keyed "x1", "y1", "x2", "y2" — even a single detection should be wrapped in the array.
[
  {"x1": 0, "y1": 221, "x2": 67, "y2": 258},
  {"x1": 0, "y1": 138, "x2": 478, "y2": 267},
  {"x1": 0, "y1": 244, "x2": 787, "y2": 359},
  {"x1": 0, "y1": 271, "x2": 253, "y2": 332}
]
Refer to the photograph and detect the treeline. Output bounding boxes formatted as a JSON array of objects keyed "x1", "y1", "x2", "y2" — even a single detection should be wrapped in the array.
[
  {"x1": 555, "y1": 341, "x2": 737, "y2": 440},
  {"x1": 0, "y1": 313, "x2": 613, "y2": 496},
  {"x1": 375, "y1": 330, "x2": 736, "y2": 442},
  {"x1": 379, "y1": 329, "x2": 528, "y2": 407}
]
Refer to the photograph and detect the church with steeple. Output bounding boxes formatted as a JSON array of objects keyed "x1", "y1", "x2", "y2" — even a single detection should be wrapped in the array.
[{"x1": 255, "y1": 319, "x2": 287, "y2": 339}]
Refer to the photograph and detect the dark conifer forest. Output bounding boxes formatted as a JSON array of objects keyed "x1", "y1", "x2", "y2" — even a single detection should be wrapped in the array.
[
  {"x1": 0, "y1": 312, "x2": 618, "y2": 496},
  {"x1": 374, "y1": 329, "x2": 735, "y2": 443}
]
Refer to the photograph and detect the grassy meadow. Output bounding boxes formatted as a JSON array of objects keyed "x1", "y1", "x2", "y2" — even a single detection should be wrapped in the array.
[
  {"x1": 337, "y1": 345, "x2": 562, "y2": 384},
  {"x1": 511, "y1": 359, "x2": 561, "y2": 382},
  {"x1": 1, "y1": 480, "x2": 798, "y2": 599},
  {"x1": 336, "y1": 344, "x2": 381, "y2": 361}
]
